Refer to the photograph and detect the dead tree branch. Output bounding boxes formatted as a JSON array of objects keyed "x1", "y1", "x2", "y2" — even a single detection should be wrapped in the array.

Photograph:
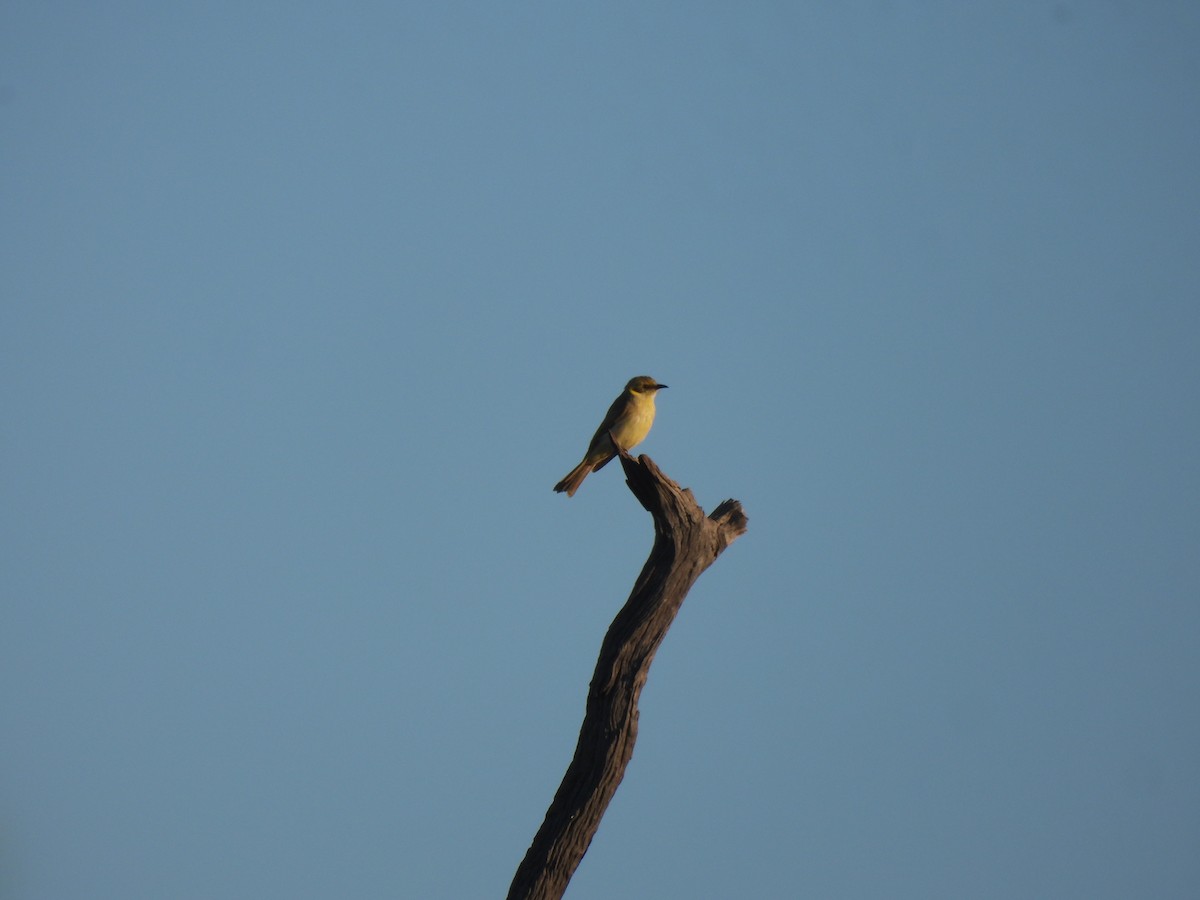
[{"x1": 508, "y1": 453, "x2": 748, "y2": 900}]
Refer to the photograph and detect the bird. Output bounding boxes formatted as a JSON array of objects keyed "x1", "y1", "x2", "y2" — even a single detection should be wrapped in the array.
[{"x1": 554, "y1": 375, "x2": 668, "y2": 497}]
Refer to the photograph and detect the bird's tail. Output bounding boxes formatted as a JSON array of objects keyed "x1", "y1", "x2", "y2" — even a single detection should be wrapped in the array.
[{"x1": 554, "y1": 461, "x2": 593, "y2": 497}]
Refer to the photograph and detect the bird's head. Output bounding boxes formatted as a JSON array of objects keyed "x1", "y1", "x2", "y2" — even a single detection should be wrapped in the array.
[{"x1": 626, "y1": 375, "x2": 668, "y2": 394}]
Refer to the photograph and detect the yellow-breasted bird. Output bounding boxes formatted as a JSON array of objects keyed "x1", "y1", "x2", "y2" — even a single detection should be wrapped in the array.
[{"x1": 554, "y1": 375, "x2": 668, "y2": 497}]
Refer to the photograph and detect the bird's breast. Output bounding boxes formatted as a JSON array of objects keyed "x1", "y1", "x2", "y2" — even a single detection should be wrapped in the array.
[{"x1": 610, "y1": 399, "x2": 655, "y2": 450}]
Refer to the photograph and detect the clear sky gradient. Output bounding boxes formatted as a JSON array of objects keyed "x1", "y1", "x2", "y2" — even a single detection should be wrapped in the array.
[{"x1": 3, "y1": 3, "x2": 1198, "y2": 898}]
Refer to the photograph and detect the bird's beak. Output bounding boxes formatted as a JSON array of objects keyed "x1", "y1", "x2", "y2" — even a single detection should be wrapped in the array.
[{"x1": 656, "y1": 384, "x2": 668, "y2": 389}]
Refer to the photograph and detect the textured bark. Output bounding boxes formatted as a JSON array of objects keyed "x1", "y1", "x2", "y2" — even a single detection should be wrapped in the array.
[{"x1": 507, "y1": 452, "x2": 748, "y2": 900}]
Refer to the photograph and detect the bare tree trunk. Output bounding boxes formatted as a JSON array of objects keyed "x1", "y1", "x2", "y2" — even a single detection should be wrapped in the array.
[{"x1": 507, "y1": 452, "x2": 748, "y2": 900}]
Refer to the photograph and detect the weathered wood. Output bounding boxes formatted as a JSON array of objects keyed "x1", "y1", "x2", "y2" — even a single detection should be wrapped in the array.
[{"x1": 507, "y1": 452, "x2": 748, "y2": 900}]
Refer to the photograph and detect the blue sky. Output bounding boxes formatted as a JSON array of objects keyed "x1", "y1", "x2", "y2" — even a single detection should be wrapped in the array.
[{"x1": 3, "y1": 3, "x2": 1198, "y2": 898}]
